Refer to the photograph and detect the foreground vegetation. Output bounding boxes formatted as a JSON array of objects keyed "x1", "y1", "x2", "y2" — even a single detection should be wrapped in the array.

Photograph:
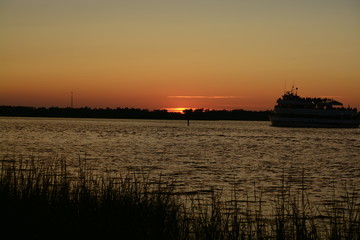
[{"x1": 1, "y1": 155, "x2": 359, "y2": 240}]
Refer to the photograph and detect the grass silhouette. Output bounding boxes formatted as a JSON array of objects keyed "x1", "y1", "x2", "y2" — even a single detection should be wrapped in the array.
[{"x1": 1, "y1": 154, "x2": 359, "y2": 240}]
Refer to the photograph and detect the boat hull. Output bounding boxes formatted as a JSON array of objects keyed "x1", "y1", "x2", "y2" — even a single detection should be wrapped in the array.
[{"x1": 269, "y1": 114, "x2": 360, "y2": 128}]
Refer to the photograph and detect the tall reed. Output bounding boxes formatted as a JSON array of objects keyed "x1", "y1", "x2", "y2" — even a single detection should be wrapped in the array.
[
  {"x1": 0, "y1": 154, "x2": 182, "y2": 240},
  {"x1": 0, "y1": 154, "x2": 359, "y2": 240}
]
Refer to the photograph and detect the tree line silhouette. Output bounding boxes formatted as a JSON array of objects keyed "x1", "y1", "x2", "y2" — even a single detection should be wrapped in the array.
[{"x1": 0, "y1": 106, "x2": 270, "y2": 121}]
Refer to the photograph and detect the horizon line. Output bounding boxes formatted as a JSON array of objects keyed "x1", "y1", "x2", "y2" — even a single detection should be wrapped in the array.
[{"x1": 0, "y1": 105, "x2": 271, "y2": 112}]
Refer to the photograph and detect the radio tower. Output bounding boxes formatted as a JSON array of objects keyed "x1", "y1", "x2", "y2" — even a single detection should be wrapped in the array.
[{"x1": 71, "y1": 92, "x2": 74, "y2": 108}]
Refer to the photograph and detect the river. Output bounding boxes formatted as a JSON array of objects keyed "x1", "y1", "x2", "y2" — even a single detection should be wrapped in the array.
[{"x1": 1, "y1": 117, "x2": 359, "y2": 205}]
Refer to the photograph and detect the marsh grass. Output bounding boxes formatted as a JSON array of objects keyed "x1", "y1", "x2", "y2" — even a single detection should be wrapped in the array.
[
  {"x1": 0, "y1": 154, "x2": 359, "y2": 240},
  {"x1": 0, "y1": 155, "x2": 182, "y2": 240}
]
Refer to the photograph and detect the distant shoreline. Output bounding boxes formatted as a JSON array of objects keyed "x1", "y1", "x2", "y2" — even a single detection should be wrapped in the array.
[{"x1": 0, "y1": 105, "x2": 270, "y2": 121}]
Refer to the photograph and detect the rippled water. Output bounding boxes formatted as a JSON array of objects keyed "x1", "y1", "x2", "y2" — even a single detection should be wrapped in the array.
[{"x1": 1, "y1": 117, "x2": 359, "y2": 204}]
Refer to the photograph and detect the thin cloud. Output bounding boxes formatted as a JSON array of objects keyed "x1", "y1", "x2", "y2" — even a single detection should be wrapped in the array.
[
  {"x1": 168, "y1": 96, "x2": 244, "y2": 99},
  {"x1": 318, "y1": 96, "x2": 344, "y2": 99}
]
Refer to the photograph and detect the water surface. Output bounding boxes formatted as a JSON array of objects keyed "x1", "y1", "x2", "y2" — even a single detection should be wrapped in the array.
[{"x1": 1, "y1": 117, "x2": 359, "y2": 204}]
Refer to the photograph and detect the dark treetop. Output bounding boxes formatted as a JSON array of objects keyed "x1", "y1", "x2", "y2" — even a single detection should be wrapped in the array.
[{"x1": 0, "y1": 106, "x2": 270, "y2": 121}]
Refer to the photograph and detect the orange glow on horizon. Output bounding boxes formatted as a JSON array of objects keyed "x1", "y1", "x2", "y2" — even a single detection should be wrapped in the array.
[
  {"x1": 1, "y1": 1, "x2": 359, "y2": 110},
  {"x1": 165, "y1": 108, "x2": 190, "y2": 113}
]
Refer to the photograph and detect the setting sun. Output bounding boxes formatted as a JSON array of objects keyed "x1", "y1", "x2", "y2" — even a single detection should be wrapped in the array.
[{"x1": 165, "y1": 108, "x2": 190, "y2": 114}]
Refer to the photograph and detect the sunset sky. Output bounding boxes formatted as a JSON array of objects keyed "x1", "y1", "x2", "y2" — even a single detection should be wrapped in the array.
[{"x1": 1, "y1": 0, "x2": 359, "y2": 111}]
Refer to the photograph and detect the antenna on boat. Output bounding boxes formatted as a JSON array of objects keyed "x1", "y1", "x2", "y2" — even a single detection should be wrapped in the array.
[{"x1": 290, "y1": 81, "x2": 298, "y2": 95}]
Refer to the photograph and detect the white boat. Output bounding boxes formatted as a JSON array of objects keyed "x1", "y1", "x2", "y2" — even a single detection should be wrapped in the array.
[{"x1": 269, "y1": 88, "x2": 360, "y2": 128}]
